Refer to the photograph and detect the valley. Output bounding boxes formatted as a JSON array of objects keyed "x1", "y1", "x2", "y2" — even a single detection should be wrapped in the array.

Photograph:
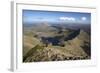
[{"x1": 23, "y1": 22, "x2": 91, "y2": 62}]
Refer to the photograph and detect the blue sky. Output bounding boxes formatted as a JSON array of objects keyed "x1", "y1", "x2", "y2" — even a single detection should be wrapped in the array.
[{"x1": 23, "y1": 10, "x2": 91, "y2": 24}]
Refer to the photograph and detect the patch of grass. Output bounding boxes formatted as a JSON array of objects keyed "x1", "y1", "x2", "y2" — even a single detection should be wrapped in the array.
[{"x1": 23, "y1": 45, "x2": 44, "y2": 62}]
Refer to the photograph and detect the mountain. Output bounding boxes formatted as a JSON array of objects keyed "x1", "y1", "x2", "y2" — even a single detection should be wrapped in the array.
[{"x1": 23, "y1": 29, "x2": 91, "y2": 62}]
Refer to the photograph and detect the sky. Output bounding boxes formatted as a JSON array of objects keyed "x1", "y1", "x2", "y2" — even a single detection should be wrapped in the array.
[{"x1": 23, "y1": 10, "x2": 91, "y2": 25}]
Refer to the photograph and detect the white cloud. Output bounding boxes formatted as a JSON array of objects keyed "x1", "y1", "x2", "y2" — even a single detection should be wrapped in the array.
[
  {"x1": 81, "y1": 17, "x2": 87, "y2": 21},
  {"x1": 59, "y1": 17, "x2": 76, "y2": 21}
]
